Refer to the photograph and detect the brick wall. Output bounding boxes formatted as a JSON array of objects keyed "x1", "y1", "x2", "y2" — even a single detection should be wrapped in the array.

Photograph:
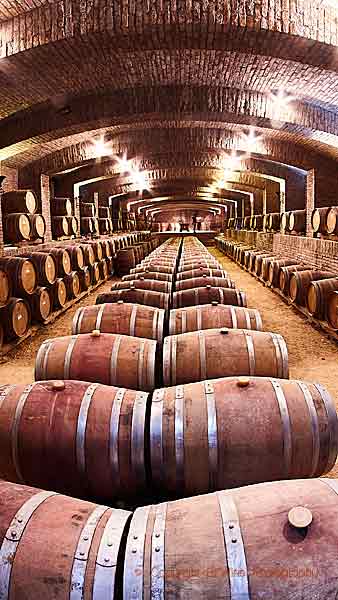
[
  {"x1": 0, "y1": 166, "x2": 18, "y2": 192},
  {"x1": 224, "y1": 229, "x2": 274, "y2": 251},
  {"x1": 40, "y1": 174, "x2": 52, "y2": 242},
  {"x1": 272, "y1": 234, "x2": 338, "y2": 273}
]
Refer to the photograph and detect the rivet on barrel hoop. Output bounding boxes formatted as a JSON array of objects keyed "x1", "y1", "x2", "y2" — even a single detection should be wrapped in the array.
[{"x1": 288, "y1": 506, "x2": 313, "y2": 529}]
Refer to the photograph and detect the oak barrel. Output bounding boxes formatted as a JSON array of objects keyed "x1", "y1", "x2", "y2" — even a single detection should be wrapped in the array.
[
  {"x1": 81, "y1": 243, "x2": 95, "y2": 266},
  {"x1": 81, "y1": 217, "x2": 94, "y2": 234},
  {"x1": 311, "y1": 206, "x2": 338, "y2": 235},
  {"x1": 28, "y1": 287, "x2": 51, "y2": 322},
  {"x1": 99, "y1": 206, "x2": 110, "y2": 218},
  {"x1": 122, "y1": 271, "x2": 173, "y2": 282},
  {"x1": 169, "y1": 304, "x2": 262, "y2": 334},
  {"x1": 78, "y1": 266, "x2": 92, "y2": 291},
  {"x1": 115, "y1": 248, "x2": 136, "y2": 275},
  {"x1": 261, "y1": 255, "x2": 280, "y2": 280},
  {"x1": 0, "y1": 257, "x2": 36, "y2": 295},
  {"x1": 67, "y1": 215, "x2": 78, "y2": 235},
  {"x1": 175, "y1": 276, "x2": 235, "y2": 292},
  {"x1": 306, "y1": 278, "x2": 338, "y2": 318},
  {"x1": 101, "y1": 239, "x2": 112, "y2": 258},
  {"x1": 99, "y1": 258, "x2": 109, "y2": 280},
  {"x1": 51, "y1": 197, "x2": 72, "y2": 216},
  {"x1": 89, "y1": 262, "x2": 100, "y2": 285},
  {"x1": 35, "y1": 332, "x2": 157, "y2": 391},
  {"x1": 81, "y1": 202, "x2": 95, "y2": 217},
  {"x1": 268, "y1": 259, "x2": 300, "y2": 287},
  {"x1": 172, "y1": 287, "x2": 246, "y2": 309},
  {"x1": 163, "y1": 328, "x2": 288, "y2": 385},
  {"x1": 52, "y1": 216, "x2": 69, "y2": 237},
  {"x1": 176, "y1": 268, "x2": 228, "y2": 281},
  {"x1": 289, "y1": 270, "x2": 337, "y2": 305},
  {"x1": 150, "y1": 376, "x2": 338, "y2": 494},
  {"x1": 27, "y1": 214, "x2": 46, "y2": 239},
  {"x1": 24, "y1": 252, "x2": 56, "y2": 285},
  {"x1": 289, "y1": 209, "x2": 306, "y2": 233},
  {"x1": 253, "y1": 253, "x2": 275, "y2": 275},
  {"x1": 278, "y1": 264, "x2": 313, "y2": 295},
  {"x1": 281, "y1": 211, "x2": 291, "y2": 230},
  {"x1": 327, "y1": 291, "x2": 338, "y2": 329},
  {"x1": 73, "y1": 302, "x2": 165, "y2": 342},
  {"x1": 64, "y1": 271, "x2": 81, "y2": 299},
  {"x1": 50, "y1": 278, "x2": 67, "y2": 308},
  {"x1": 268, "y1": 212, "x2": 281, "y2": 231},
  {"x1": 96, "y1": 288, "x2": 170, "y2": 310},
  {"x1": 0, "y1": 268, "x2": 11, "y2": 306},
  {"x1": 4, "y1": 213, "x2": 31, "y2": 242},
  {"x1": 124, "y1": 478, "x2": 338, "y2": 599},
  {"x1": 1, "y1": 189, "x2": 37, "y2": 214},
  {"x1": 0, "y1": 381, "x2": 148, "y2": 499},
  {"x1": 49, "y1": 248, "x2": 72, "y2": 276},
  {"x1": 0, "y1": 480, "x2": 130, "y2": 599},
  {"x1": 90, "y1": 240, "x2": 103, "y2": 261},
  {"x1": 0, "y1": 298, "x2": 30, "y2": 339},
  {"x1": 131, "y1": 264, "x2": 175, "y2": 275},
  {"x1": 178, "y1": 261, "x2": 220, "y2": 273},
  {"x1": 65, "y1": 245, "x2": 84, "y2": 270},
  {"x1": 111, "y1": 279, "x2": 172, "y2": 294}
]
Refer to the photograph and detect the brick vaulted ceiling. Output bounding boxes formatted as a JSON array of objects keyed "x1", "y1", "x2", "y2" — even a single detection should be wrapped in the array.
[{"x1": 1, "y1": 0, "x2": 338, "y2": 211}]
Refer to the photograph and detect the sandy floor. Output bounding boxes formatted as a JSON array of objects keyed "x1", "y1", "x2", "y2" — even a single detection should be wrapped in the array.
[
  {"x1": 211, "y1": 247, "x2": 338, "y2": 478},
  {"x1": 0, "y1": 277, "x2": 115, "y2": 384}
]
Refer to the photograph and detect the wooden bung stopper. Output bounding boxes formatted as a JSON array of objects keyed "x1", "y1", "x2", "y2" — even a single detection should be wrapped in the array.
[
  {"x1": 211, "y1": 301, "x2": 219, "y2": 306},
  {"x1": 50, "y1": 381, "x2": 65, "y2": 392},
  {"x1": 117, "y1": 300, "x2": 124, "y2": 304},
  {"x1": 237, "y1": 377, "x2": 250, "y2": 388},
  {"x1": 91, "y1": 329, "x2": 101, "y2": 337},
  {"x1": 288, "y1": 506, "x2": 313, "y2": 529},
  {"x1": 220, "y1": 328, "x2": 229, "y2": 334}
]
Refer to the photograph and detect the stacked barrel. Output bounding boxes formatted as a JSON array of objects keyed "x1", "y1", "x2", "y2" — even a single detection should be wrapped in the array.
[
  {"x1": 80, "y1": 199, "x2": 99, "y2": 235},
  {"x1": 216, "y1": 236, "x2": 338, "y2": 332},
  {"x1": 98, "y1": 200, "x2": 113, "y2": 234},
  {"x1": 51, "y1": 197, "x2": 78, "y2": 239},
  {"x1": 1, "y1": 189, "x2": 46, "y2": 244},
  {"x1": 0, "y1": 234, "x2": 337, "y2": 598}
]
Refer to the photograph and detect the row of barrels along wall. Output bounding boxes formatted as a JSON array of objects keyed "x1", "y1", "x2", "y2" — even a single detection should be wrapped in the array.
[
  {"x1": 216, "y1": 236, "x2": 338, "y2": 330},
  {"x1": 0, "y1": 232, "x2": 152, "y2": 349},
  {"x1": 51, "y1": 196, "x2": 79, "y2": 239},
  {"x1": 226, "y1": 206, "x2": 338, "y2": 237},
  {"x1": 0, "y1": 234, "x2": 337, "y2": 597}
]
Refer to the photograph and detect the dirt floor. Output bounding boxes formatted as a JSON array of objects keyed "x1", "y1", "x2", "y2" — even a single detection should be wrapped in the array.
[
  {"x1": 211, "y1": 247, "x2": 338, "y2": 478},
  {"x1": 0, "y1": 277, "x2": 116, "y2": 384}
]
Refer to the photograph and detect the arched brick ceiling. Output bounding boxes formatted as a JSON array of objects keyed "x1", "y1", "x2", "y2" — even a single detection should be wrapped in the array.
[
  {"x1": 0, "y1": 0, "x2": 53, "y2": 21},
  {"x1": 1, "y1": 0, "x2": 338, "y2": 211}
]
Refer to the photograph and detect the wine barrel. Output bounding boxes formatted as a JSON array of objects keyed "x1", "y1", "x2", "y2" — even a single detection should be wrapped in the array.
[
  {"x1": 64, "y1": 271, "x2": 81, "y2": 299},
  {"x1": 73, "y1": 302, "x2": 165, "y2": 342},
  {"x1": 28, "y1": 287, "x2": 52, "y2": 322},
  {"x1": 0, "y1": 257, "x2": 36, "y2": 295},
  {"x1": 289, "y1": 270, "x2": 337, "y2": 305},
  {"x1": 281, "y1": 211, "x2": 291, "y2": 231},
  {"x1": 96, "y1": 288, "x2": 170, "y2": 310},
  {"x1": 49, "y1": 248, "x2": 72, "y2": 276},
  {"x1": 81, "y1": 202, "x2": 95, "y2": 217},
  {"x1": 175, "y1": 276, "x2": 235, "y2": 292},
  {"x1": 65, "y1": 245, "x2": 84, "y2": 270},
  {"x1": 244, "y1": 215, "x2": 251, "y2": 229},
  {"x1": 131, "y1": 264, "x2": 175, "y2": 275},
  {"x1": 254, "y1": 253, "x2": 276, "y2": 276},
  {"x1": 268, "y1": 259, "x2": 301, "y2": 287},
  {"x1": 0, "y1": 381, "x2": 148, "y2": 499},
  {"x1": 150, "y1": 376, "x2": 337, "y2": 494},
  {"x1": 306, "y1": 278, "x2": 338, "y2": 318},
  {"x1": 106, "y1": 256, "x2": 114, "y2": 275},
  {"x1": 92, "y1": 217, "x2": 100, "y2": 234},
  {"x1": 89, "y1": 262, "x2": 100, "y2": 285},
  {"x1": 28, "y1": 214, "x2": 46, "y2": 239},
  {"x1": 122, "y1": 271, "x2": 173, "y2": 282},
  {"x1": 0, "y1": 267, "x2": 11, "y2": 306},
  {"x1": 261, "y1": 255, "x2": 280, "y2": 281},
  {"x1": 169, "y1": 304, "x2": 262, "y2": 334},
  {"x1": 99, "y1": 218, "x2": 110, "y2": 233},
  {"x1": 289, "y1": 209, "x2": 306, "y2": 233},
  {"x1": 90, "y1": 240, "x2": 103, "y2": 261},
  {"x1": 51, "y1": 197, "x2": 72, "y2": 216},
  {"x1": 23, "y1": 252, "x2": 56, "y2": 285},
  {"x1": 124, "y1": 478, "x2": 338, "y2": 599},
  {"x1": 101, "y1": 239, "x2": 112, "y2": 258},
  {"x1": 0, "y1": 480, "x2": 130, "y2": 599},
  {"x1": 0, "y1": 298, "x2": 30, "y2": 339},
  {"x1": 50, "y1": 278, "x2": 67, "y2": 308},
  {"x1": 35, "y1": 332, "x2": 157, "y2": 391},
  {"x1": 115, "y1": 248, "x2": 136, "y2": 276},
  {"x1": 111, "y1": 279, "x2": 172, "y2": 294},
  {"x1": 52, "y1": 216, "x2": 69, "y2": 237},
  {"x1": 311, "y1": 206, "x2": 338, "y2": 235},
  {"x1": 81, "y1": 217, "x2": 94, "y2": 234},
  {"x1": 263, "y1": 214, "x2": 270, "y2": 230},
  {"x1": 268, "y1": 212, "x2": 281, "y2": 231},
  {"x1": 81, "y1": 244, "x2": 95, "y2": 266},
  {"x1": 253, "y1": 214, "x2": 264, "y2": 230},
  {"x1": 173, "y1": 287, "x2": 246, "y2": 309},
  {"x1": 176, "y1": 268, "x2": 228, "y2": 281},
  {"x1": 178, "y1": 261, "x2": 220, "y2": 273},
  {"x1": 99, "y1": 259, "x2": 109, "y2": 280},
  {"x1": 4, "y1": 213, "x2": 31, "y2": 242},
  {"x1": 78, "y1": 266, "x2": 92, "y2": 290},
  {"x1": 327, "y1": 291, "x2": 338, "y2": 329},
  {"x1": 99, "y1": 206, "x2": 110, "y2": 218},
  {"x1": 1, "y1": 189, "x2": 37, "y2": 214},
  {"x1": 278, "y1": 264, "x2": 313, "y2": 295},
  {"x1": 66, "y1": 215, "x2": 78, "y2": 235},
  {"x1": 163, "y1": 328, "x2": 288, "y2": 385}
]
